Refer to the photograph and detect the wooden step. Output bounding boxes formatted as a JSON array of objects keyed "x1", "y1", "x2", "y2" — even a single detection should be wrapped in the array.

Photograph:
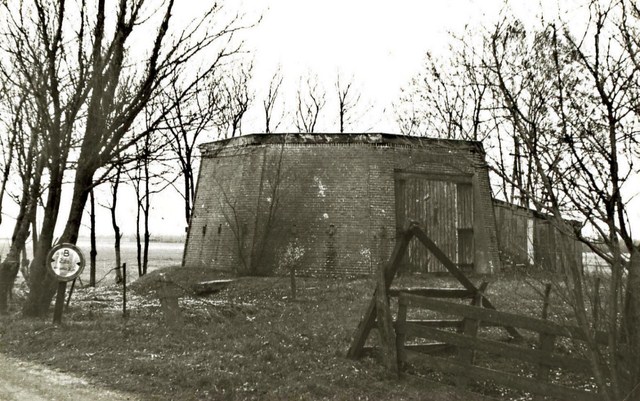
[
  {"x1": 388, "y1": 287, "x2": 475, "y2": 298},
  {"x1": 404, "y1": 319, "x2": 462, "y2": 328},
  {"x1": 405, "y1": 342, "x2": 453, "y2": 354},
  {"x1": 360, "y1": 342, "x2": 453, "y2": 357},
  {"x1": 393, "y1": 319, "x2": 502, "y2": 330}
]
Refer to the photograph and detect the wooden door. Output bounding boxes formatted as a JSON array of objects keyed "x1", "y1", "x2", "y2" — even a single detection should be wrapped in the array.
[{"x1": 395, "y1": 174, "x2": 474, "y2": 272}]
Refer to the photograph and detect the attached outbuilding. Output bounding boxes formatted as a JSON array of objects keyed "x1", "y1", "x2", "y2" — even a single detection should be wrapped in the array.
[
  {"x1": 182, "y1": 133, "x2": 502, "y2": 276},
  {"x1": 493, "y1": 199, "x2": 583, "y2": 271}
]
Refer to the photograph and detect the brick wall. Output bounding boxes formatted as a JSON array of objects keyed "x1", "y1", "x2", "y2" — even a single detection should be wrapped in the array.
[{"x1": 183, "y1": 134, "x2": 501, "y2": 275}]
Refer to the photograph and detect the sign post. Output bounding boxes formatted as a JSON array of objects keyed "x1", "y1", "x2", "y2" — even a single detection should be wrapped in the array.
[{"x1": 47, "y1": 243, "x2": 85, "y2": 324}]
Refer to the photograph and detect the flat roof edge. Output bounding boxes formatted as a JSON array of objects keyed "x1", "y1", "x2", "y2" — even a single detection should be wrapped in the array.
[{"x1": 199, "y1": 133, "x2": 485, "y2": 154}]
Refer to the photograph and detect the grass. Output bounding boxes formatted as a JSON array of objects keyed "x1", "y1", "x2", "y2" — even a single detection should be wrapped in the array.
[
  {"x1": 0, "y1": 262, "x2": 603, "y2": 400},
  {"x1": 0, "y1": 268, "x2": 497, "y2": 400}
]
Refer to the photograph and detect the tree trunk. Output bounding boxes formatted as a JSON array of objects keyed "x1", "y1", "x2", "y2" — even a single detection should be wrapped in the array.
[
  {"x1": 31, "y1": 212, "x2": 38, "y2": 260},
  {"x1": 22, "y1": 167, "x2": 65, "y2": 317},
  {"x1": 0, "y1": 185, "x2": 33, "y2": 314},
  {"x1": 143, "y1": 219, "x2": 150, "y2": 275},
  {"x1": 111, "y1": 164, "x2": 123, "y2": 283},
  {"x1": 184, "y1": 167, "x2": 191, "y2": 226},
  {"x1": 0, "y1": 159, "x2": 42, "y2": 314},
  {"x1": 0, "y1": 220, "x2": 31, "y2": 314},
  {"x1": 60, "y1": 168, "x2": 94, "y2": 245},
  {"x1": 1, "y1": 166, "x2": 43, "y2": 312},
  {"x1": 142, "y1": 155, "x2": 150, "y2": 276},
  {"x1": 0, "y1": 254, "x2": 20, "y2": 315},
  {"x1": 89, "y1": 188, "x2": 97, "y2": 287},
  {"x1": 113, "y1": 229, "x2": 122, "y2": 283},
  {"x1": 0, "y1": 129, "x2": 17, "y2": 229},
  {"x1": 23, "y1": 165, "x2": 93, "y2": 316},
  {"x1": 136, "y1": 193, "x2": 142, "y2": 277}
]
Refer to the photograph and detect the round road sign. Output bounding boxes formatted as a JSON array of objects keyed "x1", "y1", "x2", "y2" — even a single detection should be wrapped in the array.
[{"x1": 47, "y1": 243, "x2": 85, "y2": 282}]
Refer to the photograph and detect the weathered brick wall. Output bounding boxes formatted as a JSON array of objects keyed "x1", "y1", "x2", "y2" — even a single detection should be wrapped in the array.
[
  {"x1": 184, "y1": 145, "x2": 268, "y2": 274},
  {"x1": 183, "y1": 134, "x2": 501, "y2": 275}
]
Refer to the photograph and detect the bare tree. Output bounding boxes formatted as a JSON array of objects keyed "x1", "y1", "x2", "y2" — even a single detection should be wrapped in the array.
[
  {"x1": 396, "y1": 44, "x2": 529, "y2": 204},
  {"x1": 158, "y1": 62, "x2": 252, "y2": 228},
  {"x1": 396, "y1": 1, "x2": 640, "y2": 400},
  {"x1": 107, "y1": 160, "x2": 123, "y2": 283},
  {"x1": 263, "y1": 67, "x2": 284, "y2": 133},
  {"x1": 394, "y1": 100, "x2": 422, "y2": 137},
  {"x1": 1, "y1": 0, "x2": 253, "y2": 316},
  {"x1": 0, "y1": 117, "x2": 17, "y2": 229},
  {"x1": 128, "y1": 121, "x2": 173, "y2": 277},
  {"x1": 215, "y1": 64, "x2": 254, "y2": 139},
  {"x1": 399, "y1": 3, "x2": 640, "y2": 398},
  {"x1": 0, "y1": 96, "x2": 45, "y2": 314},
  {"x1": 0, "y1": 71, "x2": 13, "y2": 229},
  {"x1": 159, "y1": 72, "x2": 219, "y2": 226},
  {"x1": 395, "y1": 45, "x2": 490, "y2": 140},
  {"x1": 335, "y1": 73, "x2": 366, "y2": 133},
  {"x1": 295, "y1": 74, "x2": 326, "y2": 133},
  {"x1": 485, "y1": 9, "x2": 640, "y2": 397},
  {"x1": 88, "y1": 188, "x2": 97, "y2": 287},
  {"x1": 131, "y1": 144, "x2": 151, "y2": 278}
]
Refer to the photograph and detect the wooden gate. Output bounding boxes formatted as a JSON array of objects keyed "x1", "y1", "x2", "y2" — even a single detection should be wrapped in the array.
[
  {"x1": 395, "y1": 294, "x2": 609, "y2": 400},
  {"x1": 395, "y1": 173, "x2": 474, "y2": 272},
  {"x1": 347, "y1": 222, "x2": 521, "y2": 365}
]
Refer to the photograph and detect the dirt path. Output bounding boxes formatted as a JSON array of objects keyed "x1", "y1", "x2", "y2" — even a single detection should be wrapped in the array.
[{"x1": 0, "y1": 353, "x2": 138, "y2": 401}]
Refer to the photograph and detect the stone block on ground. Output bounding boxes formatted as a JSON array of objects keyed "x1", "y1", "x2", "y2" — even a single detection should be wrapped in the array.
[{"x1": 192, "y1": 279, "x2": 234, "y2": 295}]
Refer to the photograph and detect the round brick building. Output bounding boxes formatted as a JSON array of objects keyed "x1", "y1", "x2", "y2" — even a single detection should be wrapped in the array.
[{"x1": 183, "y1": 133, "x2": 501, "y2": 276}]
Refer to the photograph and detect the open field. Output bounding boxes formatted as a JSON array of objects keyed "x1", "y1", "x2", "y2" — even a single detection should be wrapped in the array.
[
  {"x1": 0, "y1": 239, "x2": 184, "y2": 285},
  {"x1": 73, "y1": 239, "x2": 184, "y2": 284},
  {"x1": 0, "y1": 237, "x2": 612, "y2": 280}
]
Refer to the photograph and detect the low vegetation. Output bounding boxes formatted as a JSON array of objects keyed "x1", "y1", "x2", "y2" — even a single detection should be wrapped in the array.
[{"x1": 0, "y1": 266, "x2": 604, "y2": 400}]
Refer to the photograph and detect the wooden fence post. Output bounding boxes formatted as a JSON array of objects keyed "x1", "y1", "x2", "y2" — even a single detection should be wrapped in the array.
[
  {"x1": 395, "y1": 296, "x2": 408, "y2": 371},
  {"x1": 541, "y1": 283, "x2": 552, "y2": 320},
  {"x1": 456, "y1": 291, "x2": 482, "y2": 388},
  {"x1": 474, "y1": 282, "x2": 489, "y2": 307},
  {"x1": 592, "y1": 278, "x2": 600, "y2": 330},
  {"x1": 534, "y1": 333, "x2": 556, "y2": 401},
  {"x1": 535, "y1": 283, "x2": 554, "y2": 401},
  {"x1": 122, "y1": 263, "x2": 128, "y2": 319},
  {"x1": 347, "y1": 229, "x2": 411, "y2": 359},
  {"x1": 376, "y1": 265, "x2": 398, "y2": 375}
]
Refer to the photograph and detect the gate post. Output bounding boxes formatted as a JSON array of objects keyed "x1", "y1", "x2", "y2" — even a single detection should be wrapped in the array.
[
  {"x1": 395, "y1": 295, "x2": 408, "y2": 371},
  {"x1": 456, "y1": 291, "x2": 482, "y2": 388},
  {"x1": 376, "y1": 265, "x2": 398, "y2": 375}
]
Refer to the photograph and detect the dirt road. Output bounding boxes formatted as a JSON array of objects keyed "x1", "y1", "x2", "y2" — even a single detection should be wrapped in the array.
[{"x1": 0, "y1": 353, "x2": 138, "y2": 401}]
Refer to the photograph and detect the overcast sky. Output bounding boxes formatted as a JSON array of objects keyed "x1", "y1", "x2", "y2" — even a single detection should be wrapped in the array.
[
  {"x1": 4, "y1": 0, "x2": 635, "y2": 242},
  {"x1": 240, "y1": 0, "x2": 558, "y2": 133}
]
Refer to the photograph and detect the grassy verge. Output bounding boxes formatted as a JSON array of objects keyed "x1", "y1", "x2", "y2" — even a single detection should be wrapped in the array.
[
  {"x1": 0, "y1": 268, "x2": 596, "y2": 400},
  {"x1": 0, "y1": 268, "x2": 496, "y2": 400}
]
